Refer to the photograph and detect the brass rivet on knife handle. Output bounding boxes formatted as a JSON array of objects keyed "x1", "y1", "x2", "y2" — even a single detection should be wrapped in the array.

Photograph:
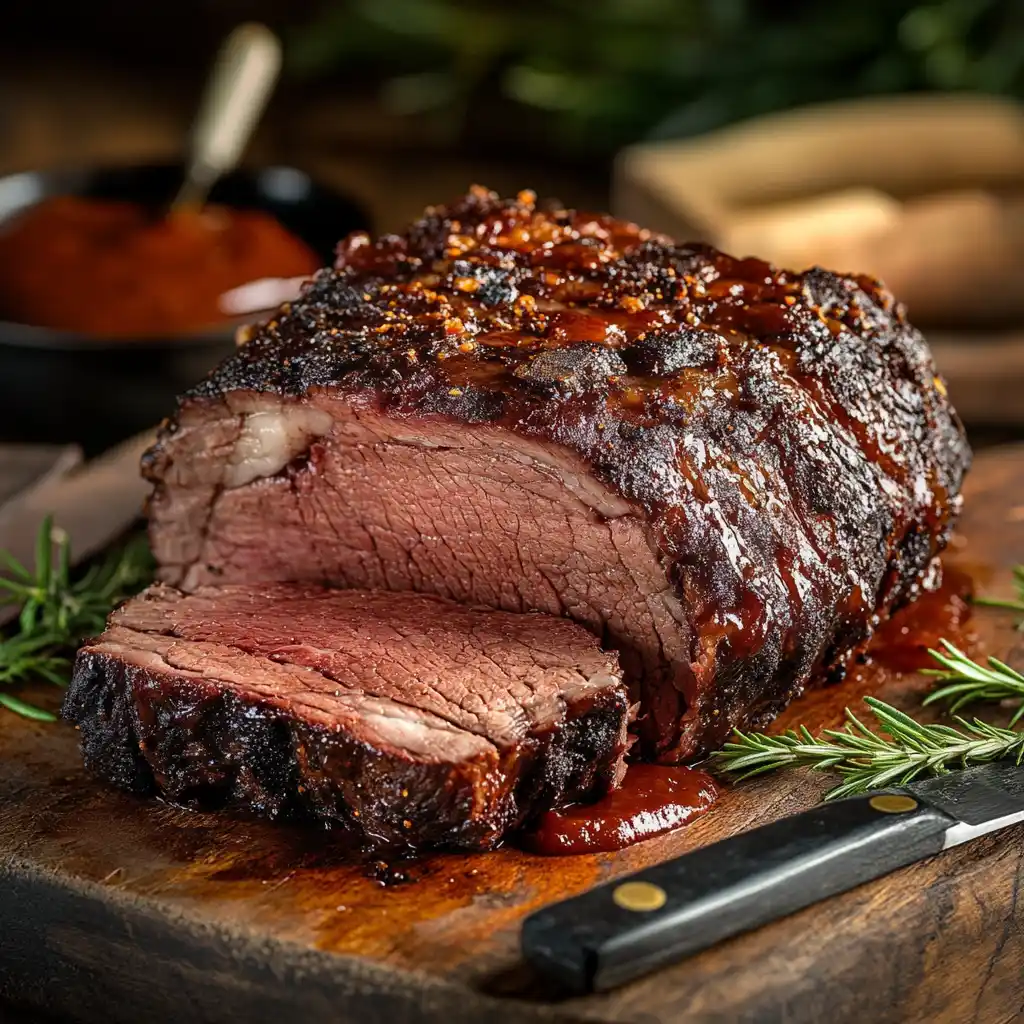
[
  {"x1": 612, "y1": 881, "x2": 667, "y2": 912},
  {"x1": 869, "y1": 794, "x2": 919, "y2": 814}
]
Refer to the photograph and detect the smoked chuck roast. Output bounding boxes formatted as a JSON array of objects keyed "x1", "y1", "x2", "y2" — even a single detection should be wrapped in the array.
[
  {"x1": 65, "y1": 186, "x2": 970, "y2": 845},
  {"x1": 145, "y1": 186, "x2": 968, "y2": 760},
  {"x1": 66, "y1": 584, "x2": 629, "y2": 850}
]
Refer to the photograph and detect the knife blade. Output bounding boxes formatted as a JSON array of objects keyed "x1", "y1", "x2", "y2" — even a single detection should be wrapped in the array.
[
  {"x1": 0, "y1": 430, "x2": 154, "y2": 626},
  {"x1": 521, "y1": 760, "x2": 1024, "y2": 994},
  {"x1": 0, "y1": 444, "x2": 82, "y2": 509}
]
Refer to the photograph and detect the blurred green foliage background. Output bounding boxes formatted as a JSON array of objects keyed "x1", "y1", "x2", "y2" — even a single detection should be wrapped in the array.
[{"x1": 288, "y1": 0, "x2": 1024, "y2": 155}]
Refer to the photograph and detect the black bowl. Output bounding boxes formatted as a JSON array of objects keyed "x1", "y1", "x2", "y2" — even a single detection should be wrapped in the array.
[{"x1": 0, "y1": 163, "x2": 367, "y2": 456}]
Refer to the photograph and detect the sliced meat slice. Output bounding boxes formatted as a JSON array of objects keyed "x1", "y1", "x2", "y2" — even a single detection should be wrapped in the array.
[{"x1": 63, "y1": 583, "x2": 630, "y2": 852}]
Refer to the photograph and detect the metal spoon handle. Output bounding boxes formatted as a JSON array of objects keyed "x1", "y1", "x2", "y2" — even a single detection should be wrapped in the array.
[{"x1": 172, "y1": 22, "x2": 282, "y2": 212}]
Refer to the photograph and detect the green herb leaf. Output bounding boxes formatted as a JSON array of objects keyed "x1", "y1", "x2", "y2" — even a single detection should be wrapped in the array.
[
  {"x1": 714, "y1": 593, "x2": 1024, "y2": 797},
  {"x1": 923, "y1": 639, "x2": 1024, "y2": 723},
  {"x1": 712, "y1": 693, "x2": 1024, "y2": 799},
  {"x1": 972, "y1": 565, "x2": 1024, "y2": 618},
  {"x1": 0, "y1": 692, "x2": 56, "y2": 721},
  {"x1": 0, "y1": 520, "x2": 153, "y2": 720}
]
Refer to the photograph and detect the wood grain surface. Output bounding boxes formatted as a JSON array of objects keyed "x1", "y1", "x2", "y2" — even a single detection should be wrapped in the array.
[{"x1": 3, "y1": 446, "x2": 1024, "y2": 1024}]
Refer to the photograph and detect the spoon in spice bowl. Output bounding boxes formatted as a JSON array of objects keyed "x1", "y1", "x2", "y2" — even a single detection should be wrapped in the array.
[
  {"x1": 0, "y1": 17, "x2": 363, "y2": 453},
  {"x1": 219, "y1": 275, "x2": 309, "y2": 319},
  {"x1": 171, "y1": 22, "x2": 282, "y2": 215}
]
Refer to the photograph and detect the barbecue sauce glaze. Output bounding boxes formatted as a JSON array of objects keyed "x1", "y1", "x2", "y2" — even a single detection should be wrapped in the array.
[{"x1": 150, "y1": 185, "x2": 969, "y2": 766}]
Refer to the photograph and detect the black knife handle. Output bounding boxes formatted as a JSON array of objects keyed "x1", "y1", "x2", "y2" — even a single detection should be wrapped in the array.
[{"x1": 521, "y1": 790, "x2": 956, "y2": 994}]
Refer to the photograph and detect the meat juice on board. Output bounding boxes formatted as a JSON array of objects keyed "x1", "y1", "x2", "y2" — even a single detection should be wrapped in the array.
[{"x1": 866, "y1": 564, "x2": 974, "y2": 672}]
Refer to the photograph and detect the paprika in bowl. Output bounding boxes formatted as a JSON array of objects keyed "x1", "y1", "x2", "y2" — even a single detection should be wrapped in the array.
[{"x1": 0, "y1": 163, "x2": 366, "y2": 453}]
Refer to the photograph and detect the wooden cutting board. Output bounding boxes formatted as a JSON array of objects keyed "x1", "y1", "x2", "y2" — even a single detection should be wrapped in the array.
[{"x1": 3, "y1": 446, "x2": 1024, "y2": 1024}]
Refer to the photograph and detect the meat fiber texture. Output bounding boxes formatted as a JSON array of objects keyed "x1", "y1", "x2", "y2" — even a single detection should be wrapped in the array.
[
  {"x1": 65, "y1": 584, "x2": 629, "y2": 851},
  {"x1": 140, "y1": 185, "x2": 969, "y2": 762}
]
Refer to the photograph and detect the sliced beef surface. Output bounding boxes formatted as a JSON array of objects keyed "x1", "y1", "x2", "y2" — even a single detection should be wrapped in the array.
[
  {"x1": 64, "y1": 584, "x2": 629, "y2": 852},
  {"x1": 144, "y1": 186, "x2": 971, "y2": 761}
]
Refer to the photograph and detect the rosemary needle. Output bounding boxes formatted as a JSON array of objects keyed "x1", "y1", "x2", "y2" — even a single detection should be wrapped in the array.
[
  {"x1": 923, "y1": 639, "x2": 1024, "y2": 725},
  {"x1": 714, "y1": 582, "x2": 1024, "y2": 797},
  {"x1": 0, "y1": 518, "x2": 153, "y2": 719},
  {"x1": 972, "y1": 565, "x2": 1024, "y2": 618},
  {"x1": 712, "y1": 696, "x2": 1024, "y2": 800}
]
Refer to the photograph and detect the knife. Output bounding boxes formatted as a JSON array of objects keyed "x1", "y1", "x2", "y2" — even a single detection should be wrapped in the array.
[
  {"x1": 0, "y1": 430, "x2": 153, "y2": 626},
  {"x1": 521, "y1": 760, "x2": 1024, "y2": 994},
  {"x1": 0, "y1": 444, "x2": 82, "y2": 509}
]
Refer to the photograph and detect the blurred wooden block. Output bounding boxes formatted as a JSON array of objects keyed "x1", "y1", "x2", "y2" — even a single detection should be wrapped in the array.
[
  {"x1": 613, "y1": 94, "x2": 1024, "y2": 328},
  {"x1": 614, "y1": 94, "x2": 1024, "y2": 236},
  {"x1": 613, "y1": 94, "x2": 1024, "y2": 425},
  {"x1": 928, "y1": 332, "x2": 1024, "y2": 428}
]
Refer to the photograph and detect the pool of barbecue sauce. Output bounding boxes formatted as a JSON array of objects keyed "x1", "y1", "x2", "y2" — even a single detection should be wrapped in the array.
[
  {"x1": 520, "y1": 764, "x2": 719, "y2": 856},
  {"x1": 865, "y1": 564, "x2": 974, "y2": 673}
]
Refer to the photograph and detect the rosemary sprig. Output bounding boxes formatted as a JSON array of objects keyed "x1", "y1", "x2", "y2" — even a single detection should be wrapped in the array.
[
  {"x1": 923, "y1": 640, "x2": 1024, "y2": 725},
  {"x1": 0, "y1": 518, "x2": 153, "y2": 720},
  {"x1": 712, "y1": 696, "x2": 1024, "y2": 799},
  {"x1": 972, "y1": 565, "x2": 1024, "y2": 617}
]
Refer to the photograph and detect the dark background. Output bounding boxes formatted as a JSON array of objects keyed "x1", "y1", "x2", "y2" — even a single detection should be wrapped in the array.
[
  {"x1": 2, "y1": 0, "x2": 1021, "y2": 452},
  {"x1": 3, "y1": 0, "x2": 1022, "y2": 221}
]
